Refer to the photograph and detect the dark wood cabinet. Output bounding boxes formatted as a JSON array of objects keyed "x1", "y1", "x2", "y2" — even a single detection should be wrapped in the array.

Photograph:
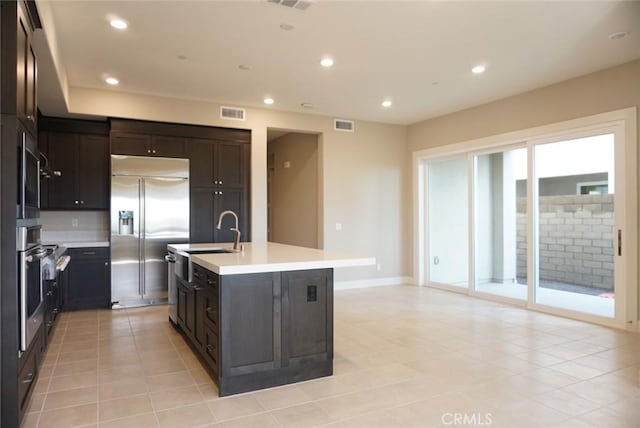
[
  {"x1": 175, "y1": 264, "x2": 333, "y2": 396},
  {"x1": 111, "y1": 132, "x2": 186, "y2": 157},
  {"x1": 14, "y1": 0, "x2": 37, "y2": 135},
  {"x1": 64, "y1": 248, "x2": 111, "y2": 310},
  {"x1": 188, "y1": 139, "x2": 249, "y2": 188},
  {"x1": 188, "y1": 138, "x2": 250, "y2": 243},
  {"x1": 176, "y1": 279, "x2": 195, "y2": 339},
  {"x1": 39, "y1": 118, "x2": 110, "y2": 210},
  {"x1": 190, "y1": 187, "x2": 248, "y2": 243}
]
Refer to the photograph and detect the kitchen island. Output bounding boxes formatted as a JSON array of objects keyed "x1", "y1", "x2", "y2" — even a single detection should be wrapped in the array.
[{"x1": 167, "y1": 242, "x2": 375, "y2": 396}]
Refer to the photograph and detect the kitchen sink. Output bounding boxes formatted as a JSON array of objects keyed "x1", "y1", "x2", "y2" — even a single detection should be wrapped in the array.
[{"x1": 184, "y1": 248, "x2": 232, "y2": 255}]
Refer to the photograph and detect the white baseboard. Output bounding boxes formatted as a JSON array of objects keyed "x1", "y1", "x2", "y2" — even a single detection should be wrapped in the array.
[{"x1": 334, "y1": 276, "x2": 413, "y2": 290}]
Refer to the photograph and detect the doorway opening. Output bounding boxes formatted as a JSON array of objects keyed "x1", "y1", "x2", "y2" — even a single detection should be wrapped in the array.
[{"x1": 267, "y1": 129, "x2": 320, "y2": 249}]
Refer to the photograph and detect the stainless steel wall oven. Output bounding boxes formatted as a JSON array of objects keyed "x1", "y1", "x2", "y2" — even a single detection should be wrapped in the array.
[
  {"x1": 17, "y1": 225, "x2": 46, "y2": 352},
  {"x1": 17, "y1": 129, "x2": 40, "y2": 220}
]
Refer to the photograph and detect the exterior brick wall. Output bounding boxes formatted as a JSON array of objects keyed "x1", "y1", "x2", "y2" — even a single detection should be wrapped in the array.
[{"x1": 516, "y1": 194, "x2": 614, "y2": 291}]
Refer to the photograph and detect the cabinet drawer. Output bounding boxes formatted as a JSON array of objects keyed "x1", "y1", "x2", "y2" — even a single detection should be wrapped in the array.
[
  {"x1": 192, "y1": 264, "x2": 207, "y2": 283},
  {"x1": 18, "y1": 334, "x2": 40, "y2": 412}
]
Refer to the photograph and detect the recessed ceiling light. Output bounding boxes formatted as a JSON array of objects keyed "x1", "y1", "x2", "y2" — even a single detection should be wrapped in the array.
[
  {"x1": 264, "y1": 98, "x2": 274, "y2": 105},
  {"x1": 301, "y1": 103, "x2": 313, "y2": 109},
  {"x1": 105, "y1": 77, "x2": 119, "y2": 85},
  {"x1": 177, "y1": 55, "x2": 188, "y2": 60},
  {"x1": 280, "y1": 23, "x2": 295, "y2": 31},
  {"x1": 110, "y1": 19, "x2": 128, "y2": 30},
  {"x1": 608, "y1": 31, "x2": 629, "y2": 40},
  {"x1": 472, "y1": 64, "x2": 487, "y2": 74},
  {"x1": 381, "y1": 100, "x2": 392, "y2": 108},
  {"x1": 320, "y1": 57, "x2": 334, "y2": 68},
  {"x1": 238, "y1": 64, "x2": 250, "y2": 71}
]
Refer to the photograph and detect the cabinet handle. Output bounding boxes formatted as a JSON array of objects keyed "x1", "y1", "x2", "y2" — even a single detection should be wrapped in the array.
[
  {"x1": 147, "y1": 149, "x2": 151, "y2": 154},
  {"x1": 206, "y1": 307, "x2": 216, "y2": 314},
  {"x1": 82, "y1": 251, "x2": 96, "y2": 255},
  {"x1": 52, "y1": 308, "x2": 59, "y2": 314},
  {"x1": 104, "y1": 262, "x2": 109, "y2": 266},
  {"x1": 206, "y1": 344, "x2": 215, "y2": 352},
  {"x1": 219, "y1": 180, "x2": 223, "y2": 185},
  {"x1": 22, "y1": 373, "x2": 34, "y2": 384},
  {"x1": 53, "y1": 170, "x2": 62, "y2": 177},
  {"x1": 26, "y1": 115, "x2": 34, "y2": 122},
  {"x1": 47, "y1": 321, "x2": 54, "y2": 327},
  {"x1": 75, "y1": 200, "x2": 79, "y2": 205},
  {"x1": 80, "y1": 200, "x2": 85, "y2": 205},
  {"x1": 152, "y1": 149, "x2": 157, "y2": 154},
  {"x1": 46, "y1": 291, "x2": 53, "y2": 296}
]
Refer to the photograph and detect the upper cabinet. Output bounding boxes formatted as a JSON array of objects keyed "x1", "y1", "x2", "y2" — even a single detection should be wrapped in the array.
[
  {"x1": 39, "y1": 118, "x2": 110, "y2": 210},
  {"x1": 16, "y1": 0, "x2": 37, "y2": 135},
  {"x1": 111, "y1": 132, "x2": 186, "y2": 158},
  {"x1": 188, "y1": 139, "x2": 249, "y2": 188},
  {"x1": 2, "y1": 0, "x2": 39, "y2": 136}
]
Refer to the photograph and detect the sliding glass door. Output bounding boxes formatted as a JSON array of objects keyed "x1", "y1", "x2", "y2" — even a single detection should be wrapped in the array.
[
  {"x1": 472, "y1": 147, "x2": 527, "y2": 300},
  {"x1": 427, "y1": 157, "x2": 468, "y2": 289},
  {"x1": 533, "y1": 133, "x2": 617, "y2": 318},
  {"x1": 420, "y1": 111, "x2": 632, "y2": 327}
]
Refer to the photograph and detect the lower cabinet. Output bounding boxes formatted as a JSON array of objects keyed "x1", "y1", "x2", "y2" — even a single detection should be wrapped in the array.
[
  {"x1": 18, "y1": 325, "x2": 42, "y2": 420},
  {"x1": 176, "y1": 278, "x2": 195, "y2": 339},
  {"x1": 65, "y1": 247, "x2": 111, "y2": 310},
  {"x1": 174, "y1": 265, "x2": 333, "y2": 396}
]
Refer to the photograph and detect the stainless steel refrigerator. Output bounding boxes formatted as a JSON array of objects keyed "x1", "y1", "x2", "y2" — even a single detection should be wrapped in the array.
[{"x1": 110, "y1": 155, "x2": 189, "y2": 307}]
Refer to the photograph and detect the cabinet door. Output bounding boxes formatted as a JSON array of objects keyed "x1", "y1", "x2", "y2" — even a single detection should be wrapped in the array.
[
  {"x1": 153, "y1": 136, "x2": 186, "y2": 158},
  {"x1": 16, "y1": 3, "x2": 29, "y2": 127},
  {"x1": 213, "y1": 188, "x2": 248, "y2": 243},
  {"x1": 47, "y1": 132, "x2": 79, "y2": 209},
  {"x1": 188, "y1": 139, "x2": 215, "y2": 187},
  {"x1": 25, "y1": 43, "x2": 37, "y2": 131},
  {"x1": 77, "y1": 135, "x2": 109, "y2": 209},
  {"x1": 65, "y1": 249, "x2": 111, "y2": 310},
  {"x1": 110, "y1": 133, "x2": 151, "y2": 156},
  {"x1": 220, "y1": 273, "x2": 279, "y2": 376},
  {"x1": 190, "y1": 188, "x2": 215, "y2": 243},
  {"x1": 215, "y1": 142, "x2": 248, "y2": 188},
  {"x1": 176, "y1": 280, "x2": 196, "y2": 338},
  {"x1": 194, "y1": 286, "x2": 208, "y2": 347},
  {"x1": 281, "y1": 269, "x2": 333, "y2": 367}
]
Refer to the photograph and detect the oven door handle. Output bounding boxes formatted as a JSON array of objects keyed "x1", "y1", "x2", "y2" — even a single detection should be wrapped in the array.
[{"x1": 25, "y1": 248, "x2": 48, "y2": 262}]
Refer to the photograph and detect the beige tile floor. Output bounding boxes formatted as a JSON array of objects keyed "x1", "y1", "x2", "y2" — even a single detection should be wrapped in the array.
[{"x1": 21, "y1": 285, "x2": 640, "y2": 428}]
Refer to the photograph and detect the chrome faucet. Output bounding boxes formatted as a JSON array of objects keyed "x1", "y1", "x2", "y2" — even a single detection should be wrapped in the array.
[{"x1": 216, "y1": 210, "x2": 242, "y2": 252}]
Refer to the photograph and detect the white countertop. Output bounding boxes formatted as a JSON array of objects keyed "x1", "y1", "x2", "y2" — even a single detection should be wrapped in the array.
[
  {"x1": 167, "y1": 242, "x2": 376, "y2": 275},
  {"x1": 43, "y1": 241, "x2": 110, "y2": 248}
]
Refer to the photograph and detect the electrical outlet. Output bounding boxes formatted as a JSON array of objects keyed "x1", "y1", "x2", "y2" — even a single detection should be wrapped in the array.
[{"x1": 72, "y1": 218, "x2": 79, "y2": 227}]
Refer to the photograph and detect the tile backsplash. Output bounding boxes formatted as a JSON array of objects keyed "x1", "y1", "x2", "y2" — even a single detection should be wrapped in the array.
[{"x1": 40, "y1": 211, "x2": 109, "y2": 243}]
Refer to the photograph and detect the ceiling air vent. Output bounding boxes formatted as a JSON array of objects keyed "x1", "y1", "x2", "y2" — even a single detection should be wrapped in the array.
[
  {"x1": 220, "y1": 106, "x2": 246, "y2": 121},
  {"x1": 266, "y1": 0, "x2": 314, "y2": 11},
  {"x1": 334, "y1": 119, "x2": 354, "y2": 132}
]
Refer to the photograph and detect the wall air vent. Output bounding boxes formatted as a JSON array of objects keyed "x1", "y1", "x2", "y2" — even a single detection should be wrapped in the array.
[
  {"x1": 334, "y1": 119, "x2": 355, "y2": 132},
  {"x1": 220, "y1": 106, "x2": 246, "y2": 121},
  {"x1": 266, "y1": 0, "x2": 314, "y2": 11}
]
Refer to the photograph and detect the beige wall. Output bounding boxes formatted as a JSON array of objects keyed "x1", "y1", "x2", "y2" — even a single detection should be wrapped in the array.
[
  {"x1": 68, "y1": 87, "x2": 408, "y2": 282},
  {"x1": 408, "y1": 59, "x2": 640, "y2": 321},
  {"x1": 268, "y1": 133, "x2": 319, "y2": 249}
]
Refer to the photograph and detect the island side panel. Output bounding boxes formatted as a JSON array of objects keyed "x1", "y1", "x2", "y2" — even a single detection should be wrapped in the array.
[
  {"x1": 281, "y1": 269, "x2": 333, "y2": 367},
  {"x1": 219, "y1": 272, "x2": 282, "y2": 377}
]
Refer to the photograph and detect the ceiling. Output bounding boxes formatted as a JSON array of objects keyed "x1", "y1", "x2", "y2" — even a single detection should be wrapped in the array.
[{"x1": 36, "y1": 0, "x2": 640, "y2": 125}]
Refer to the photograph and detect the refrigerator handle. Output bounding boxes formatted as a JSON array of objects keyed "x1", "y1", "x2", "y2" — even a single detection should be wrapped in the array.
[{"x1": 139, "y1": 178, "x2": 145, "y2": 297}]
